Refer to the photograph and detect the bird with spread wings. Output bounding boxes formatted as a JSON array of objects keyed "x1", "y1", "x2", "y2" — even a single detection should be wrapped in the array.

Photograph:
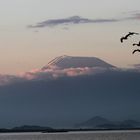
[
  {"x1": 133, "y1": 41, "x2": 140, "y2": 47},
  {"x1": 120, "y1": 32, "x2": 139, "y2": 43},
  {"x1": 132, "y1": 49, "x2": 140, "y2": 54}
]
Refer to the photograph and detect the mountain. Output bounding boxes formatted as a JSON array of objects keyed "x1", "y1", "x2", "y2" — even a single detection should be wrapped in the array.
[
  {"x1": 0, "y1": 55, "x2": 139, "y2": 128},
  {"x1": 75, "y1": 117, "x2": 140, "y2": 129},
  {"x1": 75, "y1": 116, "x2": 111, "y2": 128},
  {"x1": 12, "y1": 125, "x2": 52, "y2": 131},
  {"x1": 97, "y1": 120, "x2": 140, "y2": 129},
  {"x1": 120, "y1": 120, "x2": 140, "y2": 128},
  {"x1": 42, "y1": 55, "x2": 115, "y2": 69}
]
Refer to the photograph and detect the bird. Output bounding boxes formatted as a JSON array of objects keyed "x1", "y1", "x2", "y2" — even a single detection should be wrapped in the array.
[
  {"x1": 128, "y1": 32, "x2": 139, "y2": 36},
  {"x1": 120, "y1": 36, "x2": 129, "y2": 43},
  {"x1": 133, "y1": 41, "x2": 140, "y2": 46},
  {"x1": 132, "y1": 49, "x2": 140, "y2": 54},
  {"x1": 120, "y1": 32, "x2": 139, "y2": 43}
]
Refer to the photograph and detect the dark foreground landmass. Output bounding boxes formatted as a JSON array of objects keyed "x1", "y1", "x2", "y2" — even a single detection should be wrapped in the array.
[{"x1": 0, "y1": 125, "x2": 140, "y2": 133}]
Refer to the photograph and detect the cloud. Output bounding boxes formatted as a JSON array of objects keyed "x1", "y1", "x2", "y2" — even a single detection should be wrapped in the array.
[
  {"x1": 0, "y1": 64, "x2": 140, "y2": 87},
  {"x1": 0, "y1": 66, "x2": 113, "y2": 86},
  {"x1": 0, "y1": 74, "x2": 25, "y2": 86},
  {"x1": 123, "y1": 11, "x2": 140, "y2": 20},
  {"x1": 130, "y1": 13, "x2": 140, "y2": 20},
  {"x1": 132, "y1": 64, "x2": 140, "y2": 69},
  {"x1": 22, "y1": 66, "x2": 108, "y2": 80},
  {"x1": 28, "y1": 16, "x2": 118, "y2": 28},
  {"x1": 0, "y1": 58, "x2": 140, "y2": 86},
  {"x1": 28, "y1": 12, "x2": 140, "y2": 29}
]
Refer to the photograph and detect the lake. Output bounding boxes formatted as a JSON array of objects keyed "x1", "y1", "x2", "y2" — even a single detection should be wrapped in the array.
[{"x1": 0, "y1": 130, "x2": 140, "y2": 140}]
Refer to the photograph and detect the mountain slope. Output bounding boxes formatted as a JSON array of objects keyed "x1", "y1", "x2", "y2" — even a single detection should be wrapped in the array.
[
  {"x1": 75, "y1": 117, "x2": 140, "y2": 129},
  {"x1": 75, "y1": 116, "x2": 111, "y2": 128},
  {"x1": 42, "y1": 55, "x2": 115, "y2": 69}
]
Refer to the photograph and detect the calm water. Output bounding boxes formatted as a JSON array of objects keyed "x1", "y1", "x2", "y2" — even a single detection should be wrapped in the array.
[{"x1": 0, "y1": 130, "x2": 140, "y2": 140}]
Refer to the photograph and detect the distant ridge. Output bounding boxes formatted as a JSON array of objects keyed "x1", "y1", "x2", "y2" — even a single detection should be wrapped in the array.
[
  {"x1": 75, "y1": 116, "x2": 140, "y2": 129},
  {"x1": 42, "y1": 55, "x2": 115, "y2": 70},
  {"x1": 12, "y1": 125, "x2": 52, "y2": 131},
  {"x1": 75, "y1": 116, "x2": 111, "y2": 128}
]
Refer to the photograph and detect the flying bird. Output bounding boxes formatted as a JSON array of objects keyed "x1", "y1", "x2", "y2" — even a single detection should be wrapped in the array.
[
  {"x1": 133, "y1": 41, "x2": 140, "y2": 46},
  {"x1": 132, "y1": 49, "x2": 140, "y2": 54},
  {"x1": 120, "y1": 36, "x2": 129, "y2": 43},
  {"x1": 120, "y1": 32, "x2": 139, "y2": 43},
  {"x1": 128, "y1": 32, "x2": 139, "y2": 36}
]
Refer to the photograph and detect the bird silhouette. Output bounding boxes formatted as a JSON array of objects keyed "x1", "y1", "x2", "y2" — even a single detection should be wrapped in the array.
[
  {"x1": 128, "y1": 32, "x2": 139, "y2": 36},
  {"x1": 133, "y1": 41, "x2": 140, "y2": 46},
  {"x1": 132, "y1": 49, "x2": 140, "y2": 54},
  {"x1": 120, "y1": 32, "x2": 139, "y2": 43}
]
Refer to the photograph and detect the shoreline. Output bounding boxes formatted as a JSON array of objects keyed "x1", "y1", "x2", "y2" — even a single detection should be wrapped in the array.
[{"x1": 0, "y1": 128, "x2": 140, "y2": 134}]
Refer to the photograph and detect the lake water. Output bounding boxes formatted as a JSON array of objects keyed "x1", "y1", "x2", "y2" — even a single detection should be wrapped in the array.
[{"x1": 0, "y1": 130, "x2": 140, "y2": 140}]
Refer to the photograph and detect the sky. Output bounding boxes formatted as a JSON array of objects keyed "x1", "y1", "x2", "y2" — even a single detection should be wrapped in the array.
[{"x1": 0, "y1": 0, "x2": 140, "y2": 74}]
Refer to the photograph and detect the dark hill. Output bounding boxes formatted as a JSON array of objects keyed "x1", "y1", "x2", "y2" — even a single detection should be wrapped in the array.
[{"x1": 75, "y1": 116, "x2": 111, "y2": 128}]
